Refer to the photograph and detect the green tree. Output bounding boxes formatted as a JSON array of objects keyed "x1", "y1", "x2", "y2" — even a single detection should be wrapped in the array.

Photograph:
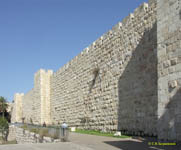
[
  {"x1": 0, "y1": 117, "x2": 9, "y2": 141},
  {"x1": 0, "y1": 96, "x2": 8, "y2": 118}
]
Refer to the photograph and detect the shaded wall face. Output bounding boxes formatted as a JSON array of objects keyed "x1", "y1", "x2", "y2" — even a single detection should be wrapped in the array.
[
  {"x1": 157, "y1": 0, "x2": 181, "y2": 141},
  {"x1": 11, "y1": 101, "x2": 16, "y2": 123},
  {"x1": 21, "y1": 71, "x2": 42, "y2": 125},
  {"x1": 22, "y1": 90, "x2": 34, "y2": 123},
  {"x1": 21, "y1": 73, "x2": 41, "y2": 125},
  {"x1": 32, "y1": 71, "x2": 42, "y2": 124},
  {"x1": 50, "y1": 2, "x2": 157, "y2": 132},
  {"x1": 11, "y1": 94, "x2": 24, "y2": 123},
  {"x1": 118, "y1": 23, "x2": 157, "y2": 136}
]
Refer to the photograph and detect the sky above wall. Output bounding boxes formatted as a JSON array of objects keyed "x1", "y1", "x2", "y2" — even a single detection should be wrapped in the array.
[{"x1": 0, "y1": 0, "x2": 147, "y2": 102}]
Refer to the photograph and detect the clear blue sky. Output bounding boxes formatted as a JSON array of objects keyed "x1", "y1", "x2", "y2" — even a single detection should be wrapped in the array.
[{"x1": 0, "y1": 0, "x2": 147, "y2": 102}]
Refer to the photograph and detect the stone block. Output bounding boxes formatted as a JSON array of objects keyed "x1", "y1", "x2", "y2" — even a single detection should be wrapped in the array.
[
  {"x1": 43, "y1": 136, "x2": 53, "y2": 143},
  {"x1": 168, "y1": 80, "x2": 178, "y2": 88},
  {"x1": 114, "y1": 131, "x2": 122, "y2": 136},
  {"x1": 170, "y1": 58, "x2": 177, "y2": 65},
  {"x1": 163, "y1": 60, "x2": 171, "y2": 68},
  {"x1": 54, "y1": 139, "x2": 61, "y2": 143}
]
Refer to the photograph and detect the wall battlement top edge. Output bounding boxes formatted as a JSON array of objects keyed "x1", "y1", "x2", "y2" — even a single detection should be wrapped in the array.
[
  {"x1": 148, "y1": 0, "x2": 156, "y2": 6},
  {"x1": 54, "y1": 0, "x2": 156, "y2": 76}
]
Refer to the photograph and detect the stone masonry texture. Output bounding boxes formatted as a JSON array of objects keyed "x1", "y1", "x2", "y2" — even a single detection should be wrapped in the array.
[
  {"x1": 157, "y1": 0, "x2": 181, "y2": 141},
  {"x1": 11, "y1": 0, "x2": 181, "y2": 141},
  {"x1": 51, "y1": 1, "x2": 157, "y2": 136}
]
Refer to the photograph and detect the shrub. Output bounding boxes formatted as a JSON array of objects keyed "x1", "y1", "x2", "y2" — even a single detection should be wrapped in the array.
[{"x1": 0, "y1": 117, "x2": 8, "y2": 129}]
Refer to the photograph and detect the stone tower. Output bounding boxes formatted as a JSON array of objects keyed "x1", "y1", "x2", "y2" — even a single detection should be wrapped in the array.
[
  {"x1": 157, "y1": 0, "x2": 181, "y2": 141},
  {"x1": 33, "y1": 69, "x2": 53, "y2": 125}
]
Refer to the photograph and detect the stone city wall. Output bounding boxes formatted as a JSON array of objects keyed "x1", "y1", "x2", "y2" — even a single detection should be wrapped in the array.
[{"x1": 50, "y1": 0, "x2": 157, "y2": 136}]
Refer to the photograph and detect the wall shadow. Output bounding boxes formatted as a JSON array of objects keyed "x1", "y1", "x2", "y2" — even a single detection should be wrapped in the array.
[
  {"x1": 158, "y1": 86, "x2": 181, "y2": 142},
  {"x1": 104, "y1": 137, "x2": 180, "y2": 150},
  {"x1": 118, "y1": 23, "x2": 158, "y2": 136}
]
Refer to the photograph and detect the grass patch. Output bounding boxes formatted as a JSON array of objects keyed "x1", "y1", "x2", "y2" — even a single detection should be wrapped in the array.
[{"x1": 74, "y1": 129, "x2": 131, "y2": 138}]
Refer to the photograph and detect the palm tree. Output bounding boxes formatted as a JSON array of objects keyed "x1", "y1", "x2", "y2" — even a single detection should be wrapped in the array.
[{"x1": 0, "y1": 97, "x2": 8, "y2": 118}]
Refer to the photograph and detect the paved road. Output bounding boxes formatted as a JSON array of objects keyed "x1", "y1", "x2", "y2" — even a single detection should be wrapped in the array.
[
  {"x1": 0, "y1": 142, "x2": 93, "y2": 150},
  {"x1": 0, "y1": 132, "x2": 180, "y2": 150},
  {"x1": 69, "y1": 132, "x2": 180, "y2": 150}
]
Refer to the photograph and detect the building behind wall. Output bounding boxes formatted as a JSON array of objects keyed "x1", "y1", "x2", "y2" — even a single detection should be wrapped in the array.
[{"x1": 11, "y1": 0, "x2": 181, "y2": 141}]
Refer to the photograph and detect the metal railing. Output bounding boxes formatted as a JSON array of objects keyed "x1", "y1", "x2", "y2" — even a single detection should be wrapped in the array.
[{"x1": 10, "y1": 122, "x2": 69, "y2": 141}]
